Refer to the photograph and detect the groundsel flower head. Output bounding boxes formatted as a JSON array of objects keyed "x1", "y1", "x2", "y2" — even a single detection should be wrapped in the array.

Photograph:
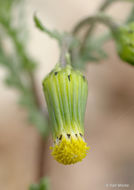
[{"x1": 42, "y1": 61, "x2": 89, "y2": 165}]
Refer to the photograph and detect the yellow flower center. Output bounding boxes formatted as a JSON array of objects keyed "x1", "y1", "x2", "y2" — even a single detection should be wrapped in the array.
[{"x1": 50, "y1": 134, "x2": 89, "y2": 165}]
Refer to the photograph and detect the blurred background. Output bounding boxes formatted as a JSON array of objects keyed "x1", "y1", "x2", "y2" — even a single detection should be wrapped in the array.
[{"x1": 0, "y1": 0, "x2": 134, "y2": 190}]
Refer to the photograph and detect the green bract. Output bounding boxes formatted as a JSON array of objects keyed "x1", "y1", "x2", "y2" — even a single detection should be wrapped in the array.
[
  {"x1": 42, "y1": 63, "x2": 88, "y2": 139},
  {"x1": 115, "y1": 22, "x2": 134, "y2": 65}
]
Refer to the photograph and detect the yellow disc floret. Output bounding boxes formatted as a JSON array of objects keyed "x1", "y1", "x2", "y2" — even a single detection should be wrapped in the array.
[{"x1": 51, "y1": 133, "x2": 89, "y2": 165}]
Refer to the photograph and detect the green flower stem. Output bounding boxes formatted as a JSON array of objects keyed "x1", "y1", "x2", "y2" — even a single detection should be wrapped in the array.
[
  {"x1": 71, "y1": 13, "x2": 119, "y2": 61},
  {"x1": 34, "y1": 14, "x2": 62, "y2": 43},
  {"x1": 100, "y1": 0, "x2": 134, "y2": 11},
  {"x1": 72, "y1": 13, "x2": 119, "y2": 36},
  {"x1": 85, "y1": 0, "x2": 134, "y2": 41},
  {"x1": 73, "y1": 0, "x2": 134, "y2": 52},
  {"x1": 59, "y1": 39, "x2": 70, "y2": 67}
]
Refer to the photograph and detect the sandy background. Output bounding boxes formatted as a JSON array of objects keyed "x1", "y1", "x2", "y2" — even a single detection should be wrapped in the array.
[{"x1": 0, "y1": 0, "x2": 134, "y2": 190}]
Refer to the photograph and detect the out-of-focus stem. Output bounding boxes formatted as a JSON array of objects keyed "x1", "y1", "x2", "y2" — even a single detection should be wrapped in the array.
[
  {"x1": 59, "y1": 36, "x2": 72, "y2": 67},
  {"x1": 72, "y1": 13, "x2": 119, "y2": 36},
  {"x1": 36, "y1": 136, "x2": 48, "y2": 180},
  {"x1": 0, "y1": 18, "x2": 49, "y2": 181},
  {"x1": 29, "y1": 71, "x2": 49, "y2": 118},
  {"x1": 100, "y1": 0, "x2": 134, "y2": 11},
  {"x1": 79, "y1": 0, "x2": 134, "y2": 51},
  {"x1": 29, "y1": 71, "x2": 49, "y2": 179}
]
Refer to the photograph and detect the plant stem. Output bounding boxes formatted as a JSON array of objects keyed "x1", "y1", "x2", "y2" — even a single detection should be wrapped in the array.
[
  {"x1": 84, "y1": 0, "x2": 134, "y2": 39},
  {"x1": 29, "y1": 71, "x2": 49, "y2": 180},
  {"x1": 59, "y1": 35, "x2": 72, "y2": 66},
  {"x1": 36, "y1": 136, "x2": 48, "y2": 180},
  {"x1": 29, "y1": 71, "x2": 49, "y2": 118},
  {"x1": 100, "y1": 0, "x2": 134, "y2": 11},
  {"x1": 72, "y1": 13, "x2": 119, "y2": 36},
  {"x1": 77, "y1": 0, "x2": 134, "y2": 51},
  {"x1": 60, "y1": 41, "x2": 68, "y2": 66}
]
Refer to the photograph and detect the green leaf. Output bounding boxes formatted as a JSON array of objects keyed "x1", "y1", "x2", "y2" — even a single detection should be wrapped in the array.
[
  {"x1": 29, "y1": 184, "x2": 39, "y2": 190},
  {"x1": 29, "y1": 177, "x2": 50, "y2": 190},
  {"x1": 34, "y1": 14, "x2": 62, "y2": 42},
  {"x1": 39, "y1": 178, "x2": 50, "y2": 190}
]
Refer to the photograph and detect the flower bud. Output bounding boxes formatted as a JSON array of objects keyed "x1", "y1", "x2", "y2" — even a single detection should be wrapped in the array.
[
  {"x1": 115, "y1": 22, "x2": 134, "y2": 65},
  {"x1": 42, "y1": 63, "x2": 89, "y2": 165}
]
